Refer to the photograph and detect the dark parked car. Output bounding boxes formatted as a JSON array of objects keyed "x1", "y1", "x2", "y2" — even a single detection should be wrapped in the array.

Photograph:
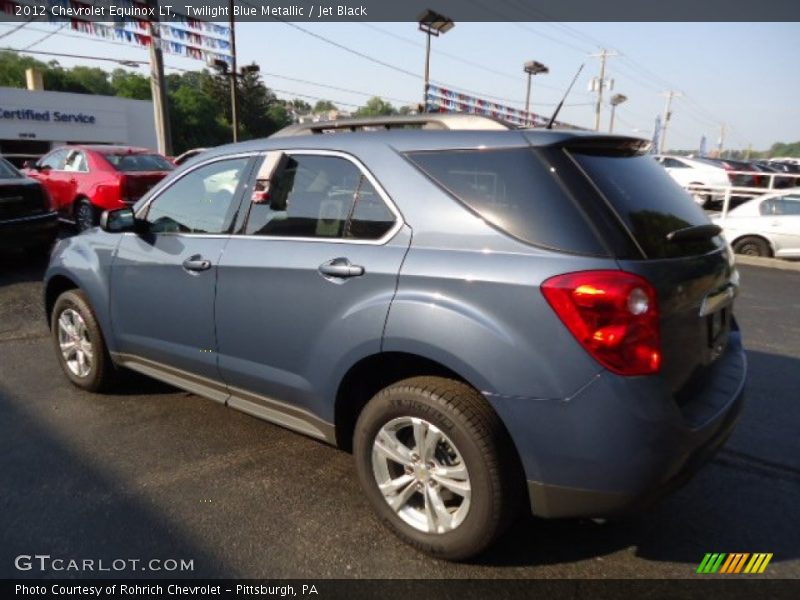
[
  {"x1": 0, "y1": 156, "x2": 58, "y2": 254},
  {"x1": 43, "y1": 115, "x2": 746, "y2": 560}
]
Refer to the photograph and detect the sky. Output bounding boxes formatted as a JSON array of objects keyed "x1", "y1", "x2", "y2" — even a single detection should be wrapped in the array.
[{"x1": 1, "y1": 19, "x2": 798, "y2": 151}]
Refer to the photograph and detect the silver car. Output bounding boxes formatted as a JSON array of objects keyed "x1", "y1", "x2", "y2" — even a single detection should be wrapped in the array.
[{"x1": 713, "y1": 188, "x2": 800, "y2": 257}]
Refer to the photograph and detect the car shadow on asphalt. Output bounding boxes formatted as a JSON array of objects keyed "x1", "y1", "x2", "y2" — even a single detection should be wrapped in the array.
[
  {"x1": 0, "y1": 382, "x2": 237, "y2": 578},
  {"x1": 474, "y1": 349, "x2": 800, "y2": 571}
]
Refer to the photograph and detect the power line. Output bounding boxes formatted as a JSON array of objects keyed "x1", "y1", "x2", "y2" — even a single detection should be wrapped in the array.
[
  {"x1": 21, "y1": 22, "x2": 68, "y2": 51},
  {"x1": 0, "y1": 19, "x2": 32, "y2": 41}
]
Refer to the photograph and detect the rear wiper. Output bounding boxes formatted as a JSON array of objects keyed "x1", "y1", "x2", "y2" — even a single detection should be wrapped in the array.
[{"x1": 665, "y1": 224, "x2": 722, "y2": 242}]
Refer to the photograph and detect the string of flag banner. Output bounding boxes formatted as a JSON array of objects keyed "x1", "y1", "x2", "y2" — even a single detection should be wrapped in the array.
[
  {"x1": 1, "y1": 0, "x2": 233, "y2": 65},
  {"x1": 426, "y1": 84, "x2": 580, "y2": 129}
]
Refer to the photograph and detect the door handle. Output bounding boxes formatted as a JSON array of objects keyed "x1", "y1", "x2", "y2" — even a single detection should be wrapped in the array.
[
  {"x1": 318, "y1": 258, "x2": 364, "y2": 279},
  {"x1": 182, "y1": 256, "x2": 212, "y2": 272}
]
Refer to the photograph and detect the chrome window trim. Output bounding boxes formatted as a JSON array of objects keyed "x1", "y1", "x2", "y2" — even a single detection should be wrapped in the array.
[
  {"x1": 236, "y1": 149, "x2": 405, "y2": 246},
  {"x1": 133, "y1": 149, "x2": 405, "y2": 246}
]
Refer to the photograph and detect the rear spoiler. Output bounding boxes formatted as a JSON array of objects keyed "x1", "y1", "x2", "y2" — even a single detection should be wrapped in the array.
[{"x1": 552, "y1": 135, "x2": 651, "y2": 157}]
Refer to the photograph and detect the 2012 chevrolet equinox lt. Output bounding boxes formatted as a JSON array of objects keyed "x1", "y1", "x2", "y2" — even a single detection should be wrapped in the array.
[{"x1": 44, "y1": 115, "x2": 746, "y2": 560}]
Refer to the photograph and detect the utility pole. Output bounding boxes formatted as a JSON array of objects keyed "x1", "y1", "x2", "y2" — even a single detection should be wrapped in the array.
[
  {"x1": 718, "y1": 123, "x2": 727, "y2": 158},
  {"x1": 147, "y1": 0, "x2": 171, "y2": 155},
  {"x1": 228, "y1": 0, "x2": 240, "y2": 143},
  {"x1": 590, "y1": 49, "x2": 617, "y2": 131},
  {"x1": 659, "y1": 90, "x2": 682, "y2": 154}
]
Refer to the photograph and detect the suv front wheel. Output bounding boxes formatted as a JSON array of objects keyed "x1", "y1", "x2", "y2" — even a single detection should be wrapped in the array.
[
  {"x1": 51, "y1": 289, "x2": 117, "y2": 392},
  {"x1": 354, "y1": 376, "x2": 521, "y2": 560}
]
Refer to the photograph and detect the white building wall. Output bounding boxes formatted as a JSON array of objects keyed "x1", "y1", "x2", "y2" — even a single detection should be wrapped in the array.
[{"x1": 0, "y1": 87, "x2": 157, "y2": 149}]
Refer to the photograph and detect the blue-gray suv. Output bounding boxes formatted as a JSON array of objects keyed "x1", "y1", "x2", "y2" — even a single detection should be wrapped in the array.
[{"x1": 44, "y1": 115, "x2": 746, "y2": 560}]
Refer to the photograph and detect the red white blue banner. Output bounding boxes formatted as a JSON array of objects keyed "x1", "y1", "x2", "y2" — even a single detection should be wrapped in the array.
[{"x1": 426, "y1": 84, "x2": 579, "y2": 129}]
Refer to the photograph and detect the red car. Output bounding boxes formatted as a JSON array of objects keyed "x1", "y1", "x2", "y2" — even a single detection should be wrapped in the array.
[{"x1": 24, "y1": 145, "x2": 174, "y2": 231}]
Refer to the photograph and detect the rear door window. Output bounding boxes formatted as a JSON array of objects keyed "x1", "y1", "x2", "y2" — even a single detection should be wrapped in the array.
[
  {"x1": 571, "y1": 153, "x2": 723, "y2": 258},
  {"x1": 406, "y1": 148, "x2": 606, "y2": 255},
  {"x1": 244, "y1": 154, "x2": 397, "y2": 240}
]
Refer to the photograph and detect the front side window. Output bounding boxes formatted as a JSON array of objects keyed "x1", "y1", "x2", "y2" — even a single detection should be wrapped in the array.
[
  {"x1": 145, "y1": 157, "x2": 249, "y2": 234},
  {"x1": 244, "y1": 154, "x2": 395, "y2": 240}
]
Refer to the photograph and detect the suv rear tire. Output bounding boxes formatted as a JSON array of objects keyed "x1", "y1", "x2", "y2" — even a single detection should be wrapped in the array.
[
  {"x1": 353, "y1": 376, "x2": 521, "y2": 560},
  {"x1": 51, "y1": 289, "x2": 117, "y2": 392}
]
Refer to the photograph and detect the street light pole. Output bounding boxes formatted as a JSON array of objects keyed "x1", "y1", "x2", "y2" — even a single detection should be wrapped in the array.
[
  {"x1": 609, "y1": 93, "x2": 628, "y2": 133},
  {"x1": 523, "y1": 60, "x2": 549, "y2": 127},
  {"x1": 423, "y1": 30, "x2": 431, "y2": 110},
  {"x1": 228, "y1": 0, "x2": 239, "y2": 143},
  {"x1": 418, "y1": 9, "x2": 454, "y2": 113}
]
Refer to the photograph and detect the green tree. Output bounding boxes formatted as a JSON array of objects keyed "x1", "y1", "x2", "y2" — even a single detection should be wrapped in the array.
[
  {"x1": 110, "y1": 69, "x2": 151, "y2": 100},
  {"x1": 313, "y1": 100, "x2": 337, "y2": 112},
  {"x1": 354, "y1": 97, "x2": 396, "y2": 117}
]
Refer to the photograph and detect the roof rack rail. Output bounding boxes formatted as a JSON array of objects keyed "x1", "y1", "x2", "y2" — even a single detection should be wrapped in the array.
[{"x1": 270, "y1": 113, "x2": 515, "y2": 138}]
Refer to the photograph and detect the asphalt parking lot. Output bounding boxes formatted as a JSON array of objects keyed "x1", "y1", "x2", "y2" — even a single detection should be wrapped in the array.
[{"x1": 1, "y1": 247, "x2": 798, "y2": 579}]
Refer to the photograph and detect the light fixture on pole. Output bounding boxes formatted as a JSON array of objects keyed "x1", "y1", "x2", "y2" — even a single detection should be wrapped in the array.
[
  {"x1": 210, "y1": 59, "x2": 260, "y2": 143},
  {"x1": 523, "y1": 60, "x2": 548, "y2": 127},
  {"x1": 608, "y1": 93, "x2": 627, "y2": 133},
  {"x1": 418, "y1": 9, "x2": 454, "y2": 113}
]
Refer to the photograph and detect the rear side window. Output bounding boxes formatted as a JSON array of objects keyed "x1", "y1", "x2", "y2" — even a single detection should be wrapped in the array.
[
  {"x1": 406, "y1": 148, "x2": 605, "y2": 255},
  {"x1": 572, "y1": 153, "x2": 723, "y2": 259},
  {"x1": 105, "y1": 153, "x2": 173, "y2": 172}
]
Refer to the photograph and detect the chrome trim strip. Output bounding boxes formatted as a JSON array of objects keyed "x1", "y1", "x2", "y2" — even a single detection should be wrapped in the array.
[
  {"x1": 111, "y1": 352, "x2": 336, "y2": 444},
  {"x1": 699, "y1": 285, "x2": 736, "y2": 317},
  {"x1": 0, "y1": 212, "x2": 57, "y2": 224},
  {"x1": 134, "y1": 148, "x2": 405, "y2": 247}
]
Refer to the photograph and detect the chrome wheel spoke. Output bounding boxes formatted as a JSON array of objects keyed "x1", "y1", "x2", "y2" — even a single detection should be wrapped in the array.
[
  {"x1": 425, "y1": 485, "x2": 453, "y2": 533},
  {"x1": 386, "y1": 479, "x2": 418, "y2": 512},
  {"x1": 59, "y1": 340, "x2": 77, "y2": 355},
  {"x1": 374, "y1": 429, "x2": 414, "y2": 467},
  {"x1": 431, "y1": 470, "x2": 471, "y2": 498},
  {"x1": 379, "y1": 473, "x2": 415, "y2": 496}
]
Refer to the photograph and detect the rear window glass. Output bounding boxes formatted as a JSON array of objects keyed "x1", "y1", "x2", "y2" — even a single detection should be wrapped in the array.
[
  {"x1": 406, "y1": 148, "x2": 605, "y2": 255},
  {"x1": 104, "y1": 153, "x2": 174, "y2": 172},
  {"x1": 572, "y1": 153, "x2": 723, "y2": 258}
]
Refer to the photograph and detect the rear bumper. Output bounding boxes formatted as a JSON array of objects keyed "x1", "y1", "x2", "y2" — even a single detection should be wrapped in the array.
[
  {"x1": 0, "y1": 212, "x2": 58, "y2": 250},
  {"x1": 487, "y1": 330, "x2": 747, "y2": 519}
]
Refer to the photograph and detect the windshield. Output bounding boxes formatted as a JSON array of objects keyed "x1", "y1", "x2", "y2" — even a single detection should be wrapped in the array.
[
  {"x1": 0, "y1": 157, "x2": 22, "y2": 179},
  {"x1": 104, "y1": 153, "x2": 174, "y2": 172}
]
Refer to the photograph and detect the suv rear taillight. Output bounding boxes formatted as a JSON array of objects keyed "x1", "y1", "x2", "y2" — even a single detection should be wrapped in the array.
[{"x1": 541, "y1": 270, "x2": 661, "y2": 376}]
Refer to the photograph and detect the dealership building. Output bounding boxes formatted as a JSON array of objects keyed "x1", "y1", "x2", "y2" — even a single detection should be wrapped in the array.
[{"x1": 0, "y1": 80, "x2": 157, "y2": 160}]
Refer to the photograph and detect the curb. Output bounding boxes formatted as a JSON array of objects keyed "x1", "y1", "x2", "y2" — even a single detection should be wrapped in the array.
[{"x1": 735, "y1": 255, "x2": 800, "y2": 272}]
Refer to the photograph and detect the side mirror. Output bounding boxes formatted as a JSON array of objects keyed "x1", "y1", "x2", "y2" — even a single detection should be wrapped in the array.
[{"x1": 100, "y1": 207, "x2": 137, "y2": 233}]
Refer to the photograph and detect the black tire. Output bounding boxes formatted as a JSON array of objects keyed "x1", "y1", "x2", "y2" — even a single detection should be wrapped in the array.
[
  {"x1": 75, "y1": 198, "x2": 97, "y2": 232},
  {"x1": 353, "y1": 376, "x2": 522, "y2": 561},
  {"x1": 732, "y1": 236, "x2": 771, "y2": 257},
  {"x1": 51, "y1": 289, "x2": 117, "y2": 392}
]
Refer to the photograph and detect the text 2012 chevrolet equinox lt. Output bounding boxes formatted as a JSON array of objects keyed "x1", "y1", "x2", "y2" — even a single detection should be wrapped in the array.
[{"x1": 44, "y1": 115, "x2": 746, "y2": 560}]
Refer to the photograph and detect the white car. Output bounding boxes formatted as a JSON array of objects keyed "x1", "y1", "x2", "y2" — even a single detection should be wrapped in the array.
[
  {"x1": 712, "y1": 188, "x2": 800, "y2": 258},
  {"x1": 654, "y1": 155, "x2": 731, "y2": 206}
]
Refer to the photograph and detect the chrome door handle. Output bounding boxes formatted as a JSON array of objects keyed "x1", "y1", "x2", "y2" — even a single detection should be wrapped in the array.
[
  {"x1": 182, "y1": 256, "x2": 212, "y2": 272},
  {"x1": 318, "y1": 258, "x2": 364, "y2": 278}
]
